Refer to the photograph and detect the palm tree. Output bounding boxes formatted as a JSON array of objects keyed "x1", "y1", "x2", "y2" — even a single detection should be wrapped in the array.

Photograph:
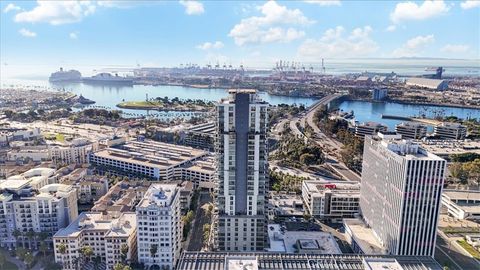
[
  {"x1": 16, "y1": 247, "x2": 27, "y2": 261},
  {"x1": 24, "y1": 252, "x2": 34, "y2": 268},
  {"x1": 80, "y1": 246, "x2": 94, "y2": 264},
  {"x1": 58, "y1": 243, "x2": 67, "y2": 269},
  {"x1": 93, "y1": 255, "x2": 102, "y2": 270},
  {"x1": 12, "y1": 229, "x2": 23, "y2": 248},
  {"x1": 26, "y1": 229, "x2": 35, "y2": 250},
  {"x1": 149, "y1": 244, "x2": 158, "y2": 265},
  {"x1": 39, "y1": 241, "x2": 48, "y2": 257},
  {"x1": 120, "y1": 243, "x2": 129, "y2": 263}
]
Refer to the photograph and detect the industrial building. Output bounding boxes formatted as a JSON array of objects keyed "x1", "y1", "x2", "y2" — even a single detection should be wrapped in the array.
[
  {"x1": 302, "y1": 180, "x2": 360, "y2": 220},
  {"x1": 441, "y1": 190, "x2": 480, "y2": 220},
  {"x1": 395, "y1": 122, "x2": 427, "y2": 139},
  {"x1": 214, "y1": 89, "x2": 269, "y2": 252},
  {"x1": 360, "y1": 133, "x2": 446, "y2": 256},
  {"x1": 434, "y1": 122, "x2": 467, "y2": 140},
  {"x1": 406, "y1": 77, "x2": 448, "y2": 90}
]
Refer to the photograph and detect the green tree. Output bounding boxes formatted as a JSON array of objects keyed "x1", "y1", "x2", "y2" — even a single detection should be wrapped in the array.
[
  {"x1": 449, "y1": 162, "x2": 469, "y2": 184},
  {"x1": 150, "y1": 244, "x2": 158, "y2": 258},
  {"x1": 39, "y1": 241, "x2": 48, "y2": 257},
  {"x1": 24, "y1": 252, "x2": 34, "y2": 268},
  {"x1": 26, "y1": 229, "x2": 35, "y2": 250},
  {"x1": 120, "y1": 243, "x2": 129, "y2": 263},
  {"x1": 299, "y1": 153, "x2": 316, "y2": 165},
  {"x1": 13, "y1": 229, "x2": 24, "y2": 248},
  {"x1": 58, "y1": 243, "x2": 67, "y2": 269},
  {"x1": 80, "y1": 246, "x2": 94, "y2": 262},
  {"x1": 16, "y1": 247, "x2": 27, "y2": 260}
]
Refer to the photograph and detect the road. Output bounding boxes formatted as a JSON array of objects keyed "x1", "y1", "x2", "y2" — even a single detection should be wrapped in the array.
[
  {"x1": 435, "y1": 232, "x2": 480, "y2": 270},
  {"x1": 186, "y1": 192, "x2": 213, "y2": 251},
  {"x1": 288, "y1": 94, "x2": 362, "y2": 182}
]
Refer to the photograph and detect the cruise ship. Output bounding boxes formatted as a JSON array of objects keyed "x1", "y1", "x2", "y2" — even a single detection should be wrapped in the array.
[
  {"x1": 49, "y1": 68, "x2": 82, "y2": 82},
  {"x1": 82, "y1": 72, "x2": 134, "y2": 85}
]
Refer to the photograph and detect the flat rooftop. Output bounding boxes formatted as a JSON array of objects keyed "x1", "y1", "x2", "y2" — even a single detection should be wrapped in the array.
[
  {"x1": 344, "y1": 218, "x2": 385, "y2": 255},
  {"x1": 177, "y1": 252, "x2": 443, "y2": 270},
  {"x1": 363, "y1": 258, "x2": 403, "y2": 270},
  {"x1": 303, "y1": 180, "x2": 360, "y2": 197},
  {"x1": 137, "y1": 183, "x2": 178, "y2": 208},
  {"x1": 92, "y1": 140, "x2": 207, "y2": 169},
  {"x1": 443, "y1": 190, "x2": 480, "y2": 201},
  {"x1": 54, "y1": 212, "x2": 136, "y2": 238},
  {"x1": 267, "y1": 224, "x2": 341, "y2": 254}
]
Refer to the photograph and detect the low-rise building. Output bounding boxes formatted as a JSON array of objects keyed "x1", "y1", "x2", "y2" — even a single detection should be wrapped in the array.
[
  {"x1": 441, "y1": 190, "x2": 480, "y2": 220},
  {"x1": 183, "y1": 122, "x2": 215, "y2": 151},
  {"x1": 177, "y1": 252, "x2": 443, "y2": 270},
  {"x1": 267, "y1": 193, "x2": 304, "y2": 220},
  {"x1": 181, "y1": 157, "x2": 215, "y2": 189},
  {"x1": 7, "y1": 147, "x2": 50, "y2": 162},
  {"x1": 395, "y1": 122, "x2": 427, "y2": 139},
  {"x1": 136, "y1": 184, "x2": 182, "y2": 269},
  {"x1": 3, "y1": 167, "x2": 58, "y2": 190},
  {"x1": 60, "y1": 168, "x2": 109, "y2": 204},
  {"x1": 92, "y1": 181, "x2": 150, "y2": 213},
  {"x1": 406, "y1": 77, "x2": 448, "y2": 90},
  {"x1": 344, "y1": 218, "x2": 386, "y2": 255},
  {"x1": 89, "y1": 139, "x2": 208, "y2": 180},
  {"x1": 53, "y1": 211, "x2": 137, "y2": 270},
  {"x1": 302, "y1": 180, "x2": 360, "y2": 220},
  {"x1": 372, "y1": 89, "x2": 388, "y2": 101},
  {"x1": 0, "y1": 182, "x2": 78, "y2": 248},
  {"x1": 50, "y1": 138, "x2": 98, "y2": 164},
  {"x1": 0, "y1": 127, "x2": 42, "y2": 146},
  {"x1": 355, "y1": 122, "x2": 387, "y2": 138},
  {"x1": 434, "y1": 122, "x2": 467, "y2": 140}
]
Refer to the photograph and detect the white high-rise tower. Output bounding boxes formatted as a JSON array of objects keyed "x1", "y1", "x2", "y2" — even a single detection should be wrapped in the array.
[
  {"x1": 360, "y1": 133, "x2": 446, "y2": 256},
  {"x1": 214, "y1": 89, "x2": 269, "y2": 251}
]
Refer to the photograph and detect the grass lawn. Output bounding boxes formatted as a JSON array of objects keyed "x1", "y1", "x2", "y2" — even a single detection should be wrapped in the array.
[
  {"x1": 55, "y1": 133, "x2": 65, "y2": 142},
  {"x1": 457, "y1": 240, "x2": 480, "y2": 260},
  {"x1": 118, "y1": 100, "x2": 163, "y2": 108}
]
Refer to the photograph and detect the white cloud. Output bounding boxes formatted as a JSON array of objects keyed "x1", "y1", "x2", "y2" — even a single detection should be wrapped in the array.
[
  {"x1": 97, "y1": 1, "x2": 147, "y2": 8},
  {"x1": 196, "y1": 41, "x2": 224, "y2": 50},
  {"x1": 461, "y1": 1, "x2": 480, "y2": 9},
  {"x1": 15, "y1": 1, "x2": 96, "y2": 25},
  {"x1": 229, "y1": 1, "x2": 314, "y2": 46},
  {"x1": 441, "y1": 44, "x2": 470, "y2": 53},
  {"x1": 392, "y1": 34, "x2": 435, "y2": 57},
  {"x1": 69, "y1": 32, "x2": 78, "y2": 39},
  {"x1": 19, "y1": 28, "x2": 37, "y2": 38},
  {"x1": 386, "y1": 25, "x2": 396, "y2": 32},
  {"x1": 3, "y1": 3, "x2": 21, "y2": 13},
  {"x1": 179, "y1": 0, "x2": 204, "y2": 15},
  {"x1": 297, "y1": 26, "x2": 378, "y2": 58},
  {"x1": 303, "y1": 0, "x2": 341, "y2": 6},
  {"x1": 390, "y1": 0, "x2": 450, "y2": 24}
]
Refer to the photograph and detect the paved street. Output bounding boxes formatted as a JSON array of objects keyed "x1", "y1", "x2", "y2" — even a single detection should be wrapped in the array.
[
  {"x1": 435, "y1": 233, "x2": 480, "y2": 270},
  {"x1": 186, "y1": 192, "x2": 213, "y2": 251}
]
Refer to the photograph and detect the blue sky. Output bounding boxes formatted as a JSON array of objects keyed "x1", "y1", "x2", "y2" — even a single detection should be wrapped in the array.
[{"x1": 1, "y1": 0, "x2": 479, "y2": 68}]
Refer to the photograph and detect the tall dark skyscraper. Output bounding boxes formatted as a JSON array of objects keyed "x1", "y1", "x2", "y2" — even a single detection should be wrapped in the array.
[{"x1": 214, "y1": 89, "x2": 269, "y2": 251}]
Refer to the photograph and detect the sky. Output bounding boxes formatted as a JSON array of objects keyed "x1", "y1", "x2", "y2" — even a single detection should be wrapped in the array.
[{"x1": 1, "y1": 0, "x2": 479, "y2": 69}]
